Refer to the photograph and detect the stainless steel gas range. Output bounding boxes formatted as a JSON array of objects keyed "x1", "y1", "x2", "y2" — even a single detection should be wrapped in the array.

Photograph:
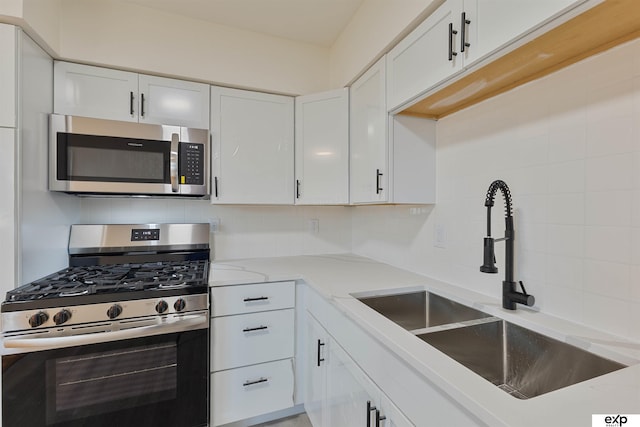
[{"x1": 2, "y1": 223, "x2": 210, "y2": 427}]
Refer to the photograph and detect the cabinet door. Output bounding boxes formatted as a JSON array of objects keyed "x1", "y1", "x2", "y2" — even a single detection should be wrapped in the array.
[
  {"x1": 386, "y1": 0, "x2": 463, "y2": 112},
  {"x1": 380, "y1": 395, "x2": 415, "y2": 427},
  {"x1": 462, "y1": 0, "x2": 582, "y2": 66},
  {"x1": 326, "y1": 337, "x2": 380, "y2": 427},
  {"x1": 211, "y1": 86, "x2": 294, "y2": 204},
  {"x1": 295, "y1": 88, "x2": 349, "y2": 205},
  {"x1": 349, "y1": 57, "x2": 388, "y2": 204},
  {"x1": 138, "y1": 74, "x2": 209, "y2": 128},
  {"x1": 0, "y1": 24, "x2": 16, "y2": 128},
  {"x1": 53, "y1": 61, "x2": 138, "y2": 122},
  {"x1": 305, "y1": 312, "x2": 329, "y2": 427}
]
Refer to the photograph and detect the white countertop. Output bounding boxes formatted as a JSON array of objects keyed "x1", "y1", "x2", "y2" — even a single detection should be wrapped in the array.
[{"x1": 210, "y1": 253, "x2": 640, "y2": 427}]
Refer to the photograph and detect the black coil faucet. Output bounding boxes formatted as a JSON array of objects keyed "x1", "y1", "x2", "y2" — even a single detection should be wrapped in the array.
[{"x1": 480, "y1": 180, "x2": 535, "y2": 310}]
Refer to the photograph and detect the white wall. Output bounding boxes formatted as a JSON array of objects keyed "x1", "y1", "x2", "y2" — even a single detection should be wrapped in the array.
[
  {"x1": 19, "y1": 31, "x2": 81, "y2": 285},
  {"x1": 329, "y1": 0, "x2": 443, "y2": 87},
  {"x1": 79, "y1": 199, "x2": 352, "y2": 260},
  {"x1": 57, "y1": 0, "x2": 331, "y2": 95},
  {"x1": 352, "y1": 38, "x2": 640, "y2": 343},
  {"x1": 21, "y1": 0, "x2": 61, "y2": 53}
]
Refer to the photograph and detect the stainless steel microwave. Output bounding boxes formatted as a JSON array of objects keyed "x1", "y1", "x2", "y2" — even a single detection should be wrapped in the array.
[{"x1": 49, "y1": 114, "x2": 209, "y2": 197}]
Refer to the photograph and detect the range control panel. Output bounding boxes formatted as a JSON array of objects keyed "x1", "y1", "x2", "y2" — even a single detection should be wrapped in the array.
[
  {"x1": 179, "y1": 143, "x2": 204, "y2": 185},
  {"x1": 131, "y1": 228, "x2": 160, "y2": 241}
]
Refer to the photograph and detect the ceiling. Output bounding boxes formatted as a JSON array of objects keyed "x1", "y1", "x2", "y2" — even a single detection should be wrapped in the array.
[{"x1": 122, "y1": 0, "x2": 365, "y2": 47}]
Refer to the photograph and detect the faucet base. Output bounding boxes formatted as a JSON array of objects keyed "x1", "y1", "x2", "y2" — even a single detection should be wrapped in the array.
[{"x1": 503, "y1": 281, "x2": 535, "y2": 310}]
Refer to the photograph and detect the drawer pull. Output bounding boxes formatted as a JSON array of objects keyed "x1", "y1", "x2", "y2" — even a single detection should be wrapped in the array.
[
  {"x1": 243, "y1": 325, "x2": 268, "y2": 332},
  {"x1": 376, "y1": 409, "x2": 386, "y2": 427},
  {"x1": 243, "y1": 296, "x2": 269, "y2": 302},
  {"x1": 243, "y1": 377, "x2": 268, "y2": 387}
]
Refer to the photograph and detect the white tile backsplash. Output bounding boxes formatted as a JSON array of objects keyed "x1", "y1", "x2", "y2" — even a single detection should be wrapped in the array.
[{"x1": 352, "y1": 38, "x2": 640, "y2": 342}]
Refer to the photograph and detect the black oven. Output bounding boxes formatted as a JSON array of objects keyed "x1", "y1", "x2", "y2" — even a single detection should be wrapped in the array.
[
  {"x1": 3, "y1": 323, "x2": 208, "y2": 427},
  {"x1": 2, "y1": 223, "x2": 211, "y2": 427}
]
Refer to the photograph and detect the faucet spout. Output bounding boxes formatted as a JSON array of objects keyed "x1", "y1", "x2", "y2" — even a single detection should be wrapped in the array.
[{"x1": 480, "y1": 180, "x2": 535, "y2": 310}]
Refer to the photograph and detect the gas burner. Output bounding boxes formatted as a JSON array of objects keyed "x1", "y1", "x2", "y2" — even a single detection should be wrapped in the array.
[{"x1": 5, "y1": 260, "x2": 209, "y2": 303}]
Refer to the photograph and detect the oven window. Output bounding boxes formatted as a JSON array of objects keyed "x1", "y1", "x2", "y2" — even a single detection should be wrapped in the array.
[{"x1": 47, "y1": 343, "x2": 177, "y2": 423}]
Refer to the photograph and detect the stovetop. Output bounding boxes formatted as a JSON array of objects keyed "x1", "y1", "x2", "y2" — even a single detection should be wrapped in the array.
[{"x1": 2, "y1": 260, "x2": 209, "y2": 312}]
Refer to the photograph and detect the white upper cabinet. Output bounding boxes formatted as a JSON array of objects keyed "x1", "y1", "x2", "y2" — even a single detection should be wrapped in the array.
[
  {"x1": 386, "y1": 0, "x2": 462, "y2": 112},
  {"x1": 350, "y1": 57, "x2": 388, "y2": 204},
  {"x1": 138, "y1": 74, "x2": 209, "y2": 128},
  {"x1": 0, "y1": 24, "x2": 17, "y2": 128},
  {"x1": 54, "y1": 62, "x2": 138, "y2": 122},
  {"x1": 350, "y1": 57, "x2": 436, "y2": 205},
  {"x1": 387, "y1": 0, "x2": 584, "y2": 112},
  {"x1": 210, "y1": 86, "x2": 294, "y2": 205},
  {"x1": 462, "y1": 0, "x2": 581, "y2": 66},
  {"x1": 295, "y1": 88, "x2": 349, "y2": 205},
  {"x1": 54, "y1": 62, "x2": 210, "y2": 128}
]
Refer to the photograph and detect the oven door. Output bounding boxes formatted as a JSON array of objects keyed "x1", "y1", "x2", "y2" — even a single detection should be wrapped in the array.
[{"x1": 2, "y1": 327, "x2": 208, "y2": 427}]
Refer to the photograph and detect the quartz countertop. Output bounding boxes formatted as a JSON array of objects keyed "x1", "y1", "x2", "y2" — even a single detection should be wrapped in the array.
[{"x1": 210, "y1": 253, "x2": 640, "y2": 427}]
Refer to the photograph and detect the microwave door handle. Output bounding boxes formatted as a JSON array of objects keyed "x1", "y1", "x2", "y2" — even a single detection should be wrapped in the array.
[{"x1": 170, "y1": 133, "x2": 179, "y2": 193}]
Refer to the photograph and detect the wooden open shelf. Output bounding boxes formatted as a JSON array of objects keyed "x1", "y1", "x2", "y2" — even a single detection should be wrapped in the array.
[{"x1": 400, "y1": 0, "x2": 640, "y2": 119}]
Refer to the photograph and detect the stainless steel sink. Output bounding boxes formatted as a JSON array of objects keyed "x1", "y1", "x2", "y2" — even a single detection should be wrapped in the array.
[
  {"x1": 417, "y1": 319, "x2": 627, "y2": 399},
  {"x1": 355, "y1": 290, "x2": 491, "y2": 331}
]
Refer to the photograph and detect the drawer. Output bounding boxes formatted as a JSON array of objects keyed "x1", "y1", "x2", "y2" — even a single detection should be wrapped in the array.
[
  {"x1": 211, "y1": 281, "x2": 295, "y2": 316},
  {"x1": 211, "y1": 358, "x2": 295, "y2": 426},
  {"x1": 211, "y1": 308, "x2": 295, "y2": 371}
]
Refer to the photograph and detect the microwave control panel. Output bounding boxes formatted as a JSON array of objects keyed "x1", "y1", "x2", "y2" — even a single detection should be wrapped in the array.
[{"x1": 179, "y1": 143, "x2": 204, "y2": 185}]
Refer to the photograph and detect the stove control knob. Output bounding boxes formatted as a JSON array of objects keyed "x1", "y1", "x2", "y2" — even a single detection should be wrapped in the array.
[
  {"x1": 53, "y1": 309, "x2": 72, "y2": 325},
  {"x1": 29, "y1": 311, "x2": 49, "y2": 328},
  {"x1": 107, "y1": 304, "x2": 123, "y2": 319},
  {"x1": 174, "y1": 298, "x2": 186, "y2": 312},
  {"x1": 155, "y1": 300, "x2": 169, "y2": 314}
]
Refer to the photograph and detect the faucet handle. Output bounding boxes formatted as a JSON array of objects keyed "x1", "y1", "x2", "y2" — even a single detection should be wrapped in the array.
[{"x1": 517, "y1": 281, "x2": 535, "y2": 307}]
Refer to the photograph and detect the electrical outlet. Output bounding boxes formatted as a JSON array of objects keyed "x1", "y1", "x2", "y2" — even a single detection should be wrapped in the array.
[
  {"x1": 209, "y1": 217, "x2": 220, "y2": 233},
  {"x1": 434, "y1": 224, "x2": 447, "y2": 248},
  {"x1": 308, "y1": 219, "x2": 319, "y2": 234}
]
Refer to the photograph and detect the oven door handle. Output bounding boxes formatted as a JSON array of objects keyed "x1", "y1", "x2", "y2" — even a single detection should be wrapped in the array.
[{"x1": 3, "y1": 314, "x2": 207, "y2": 350}]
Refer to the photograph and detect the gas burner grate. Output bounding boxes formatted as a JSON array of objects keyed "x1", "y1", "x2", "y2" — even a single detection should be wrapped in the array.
[{"x1": 6, "y1": 260, "x2": 209, "y2": 302}]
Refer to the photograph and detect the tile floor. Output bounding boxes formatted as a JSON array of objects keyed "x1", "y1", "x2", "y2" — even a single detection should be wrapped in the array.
[{"x1": 257, "y1": 413, "x2": 313, "y2": 427}]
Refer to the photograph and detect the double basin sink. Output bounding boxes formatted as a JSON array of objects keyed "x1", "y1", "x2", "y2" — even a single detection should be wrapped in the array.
[{"x1": 354, "y1": 290, "x2": 626, "y2": 399}]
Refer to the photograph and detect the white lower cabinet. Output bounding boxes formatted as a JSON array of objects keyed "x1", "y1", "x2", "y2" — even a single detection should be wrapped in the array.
[
  {"x1": 211, "y1": 308, "x2": 295, "y2": 371},
  {"x1": 327, "y1": 337, "x2": 413, "y2": 427},
  {"x1": 210, "y1": 281, "x2": 296, "y2": 426},
  {"x1": 211, "y1": 359, "x2": 295, "y2": 426},
  {"x1": 303, "y1": 285, "x2": 483, "y2": 427},
  {"x1": 304, "y1": 304, "x2": 413, "y2": 427},
  {"x1": 304, "y1": 312, "x2": 329, "y2": 427}
]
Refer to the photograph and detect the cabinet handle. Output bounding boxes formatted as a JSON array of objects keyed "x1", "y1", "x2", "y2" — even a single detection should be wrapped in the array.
[
  {"x1": 376, "y1": 169, "x2": 383, "y2": 194},
  {"x1": 461, "y1": 12, "x2": 471, "y2": 52},
  {"x1": 376, "y1": 409, "x2": 387, "y2": 427},
  {"x1": 243, "y1": 377, "x2": 268, "y2": 387},
  {"x1": 141, "y1": 93, "x2": 145, "y2": 117},
  {"x1": 243, "y1": 325, "x2": 268, "y2": 332},
  {"x1": 129, "y1": 91, "x2": 134, "y2": 116},
  {"x1": 296, "y1": 179, "x2": 301, "y2": 199},
  {"x1": 367, "y1": 401, "x2": 377, "y2": 427},
  {"x1": 214, "y1": 176, "x2": 219, "y2": 198},
  {"x1": 317, "y1": 339, "x2": 325, "y2": 367},
  {"x1": 243, "y1": 296, "x2": 268, "y2": 302},
  {"x1": 448, "y1": 23, "x2": 458, "y2": 61}
]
